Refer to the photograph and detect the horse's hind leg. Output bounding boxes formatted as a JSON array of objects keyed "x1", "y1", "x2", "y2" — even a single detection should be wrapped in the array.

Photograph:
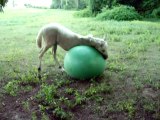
[
  {"x1": 38, "y1": 45, "x2": 50, "y2": 79},
  {"x1": 52, "y1": 44, "x2": 65, "y2": 72}
]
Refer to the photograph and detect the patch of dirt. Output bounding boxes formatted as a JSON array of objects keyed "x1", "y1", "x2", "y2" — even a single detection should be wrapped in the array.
[
  {"x1": 142, "y1": 87, "x2": 159, "y2": 99},
  {"x1": 0, "y1": 86, "x2": 40, "y2": 120}
]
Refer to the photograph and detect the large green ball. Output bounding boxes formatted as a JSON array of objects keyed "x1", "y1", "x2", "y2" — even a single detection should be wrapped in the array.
[{"x1": 64, "y1": 46, "x2": 106, "y2": 80}]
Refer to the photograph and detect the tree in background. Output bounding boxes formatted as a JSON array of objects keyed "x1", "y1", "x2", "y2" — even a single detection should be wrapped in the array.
[
  {"x1": 51, "y1": 0, "x2": 86, "y2": 9},
  {"x1": 117, "y1": 0, "x2": 143, "y2": 11},
  {"x1": 141, "y1": 0, "x2": 160, "y2": 14},
  {"x1": 89, "y1": 0, "x2": 116, "y2": 15},
  {"x1": 0, "y1": 0, "x2": 8, "y2": 7},
  {"x1": 117, "y1": 0, "x2": 160, "y2": 14},
  {"x1": 88, "y1": 0, "x2": 160, "y2": 17},
  {"x1": 75, "y1": 0, "x2": 86, "y2": 9}
]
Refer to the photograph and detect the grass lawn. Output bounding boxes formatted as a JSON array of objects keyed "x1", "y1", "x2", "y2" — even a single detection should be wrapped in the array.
[{"x1": 0, "y1": 8, "x2": 160, "y2": 120}]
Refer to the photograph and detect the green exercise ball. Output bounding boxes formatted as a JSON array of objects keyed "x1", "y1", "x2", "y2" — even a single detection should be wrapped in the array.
[{"x1": 64, "y1": 45, "x2": 106, "y2": 80}]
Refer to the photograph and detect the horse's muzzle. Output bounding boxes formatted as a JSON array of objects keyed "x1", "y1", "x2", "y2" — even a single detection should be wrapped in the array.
[{"x1": 103, "y1": 55, "x2": 108, "y2": 60}]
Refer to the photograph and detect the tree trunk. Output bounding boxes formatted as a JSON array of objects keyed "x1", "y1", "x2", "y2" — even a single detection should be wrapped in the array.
[
  {"x1": 75, "y1": 0, "x2": 80, "y2": 9},
  {"x1": 60, "y1": 0, "x2": 63, "y2": 8},
  {"x1": 66, "y1": 0, "x2": 68, "y2": 6}
]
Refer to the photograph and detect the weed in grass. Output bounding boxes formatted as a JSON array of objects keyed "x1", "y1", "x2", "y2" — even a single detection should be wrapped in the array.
[
  {"x1": 4, "y1": 80, "x2": 19, "y2": 96},
  {"x1": 110, "y1": 35, "x2": 122, "y2": 42},
  {"x1": 74, "y1": 91, "x2": 86, "y2": 106},
  {"x1": 63, "y1": 98, "x2": 75, "y2": 109},
  {"x1": 141, "y1": 98, "x2": 160, "y2": 119},
  {"x1": 20, "y1": 70, "x2": 39, "y2": 85},
  {"x1": 107, "y1": 60, "x2": 126, "y2": 72},
  {"x1": 36, "y1": 84, "x2": 58, "y2": 104},
  {"x1": 94, "y1": 95, "x2": 104, "y2": 103},
  {"x1": 22, "y1": 101, "x2": 30, "y2": 111},
  {"x1": 142, "y1": 98, "x2": 156, "y2": 112},
  {"x1": 22, "y1": 85, "x2": 33, "y2": 92},
  {"x1": 31, "y1": 112, "x2": 37, "y2": 120},
  {"x1": 85, "y1": 83, "x2": 112, "y2": 98},
  {"x1": 4, "y1": 80, "x2": 34, "y2": 96},
  {"x1": 39, "y1": 104, "x2": 48, "y2": 112},
  {"x1": 65, "y1": 88, "x2": 75, "y2": 95},
  {"x1": 55, "y1": 79, "x2": 72, "y2": 88},
  {"x1": 59, "y1": 96, "x2": 69, "y2": 103},
  {"x1": 53, "y1": 107, "x2": 71, "y2": 120},
  {"x1": 133, "y1": 77, "x2": 144, "y2": 89},
  {"x1": 41, "y1": 113, "x2": 50, "y2": 120},
  {"x1": 137, "y1": 43, "x2": 148, "y2": 52},
  {"x1": 3, "y1": 65, "x2": 40, "y2": 96},
  {"x1": 116, "y1": 99, "x2": 135, "y2": 118},
  {"x1": 155, "y1": 35, "x2": 160, "y2": 47}
]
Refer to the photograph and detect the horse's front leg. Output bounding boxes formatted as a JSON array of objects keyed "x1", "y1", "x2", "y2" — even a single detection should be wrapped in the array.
[{"x1": 52, "y1": 44, "x2": 65, "y2": 73}]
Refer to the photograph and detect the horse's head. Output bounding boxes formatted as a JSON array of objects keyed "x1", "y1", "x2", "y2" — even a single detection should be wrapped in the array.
[{"x1": 88, "y1": 35, "x2": 108, "y2": 60}]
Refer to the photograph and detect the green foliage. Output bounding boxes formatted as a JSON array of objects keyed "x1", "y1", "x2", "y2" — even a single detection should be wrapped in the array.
[
  {"x1": 89, "y1": 0, "x2": 116, "y2": 15},
  {"x1": 117, "y1": 0, "x2": 160, "y2": 17},
  {"x1": 4, "y1": 70, "x2": 38, "y2": 96},
  {"x1": 77, "y1": 0, "x2": 87, "y2": 9},
  {"x1": 17, "y1": 68, "x2": 39, "y2": 85},
  {"x1": 117, "y1": 0, "x2": 143, "y2": 11},
  {"x1": 116, "y1": 99, "x2": 135, "y2": 118},
  {"x1": 50, "y1": 0, "x2": 61, "y2": 9},
  {"x1": 151, "y1": 7, "x2": 160, "y2": 18},
  {"x1": 85, "y1": 83, "x2": 112, "y2": 98},
  {"x1": 89, "y1": 0, "x2": 107, "y2": 14},
  {"x1": 142, "y1": 98, "x2": 157, "y2": 111},
  {"x1": 4, "y1": 65, "x2": 40, "y2": 96},
  {"x1": 65, "y1": 88, "x2": 75, "y2": 95},
  {"x1": 31, "y1": 112, "x2": 37, "y2": 120},
  {"x1": 36, "y1": 84, "x2": 58, "y2": 104},
  {"x1": 54, "y1": 107, "x2": 70, "y2": 119},
  {"x1": 63, "y1": 0, "x2": 77, "y2": 10},
  {"x1": 4, "y1": 80, "x2": 19, "y2": 96},
  {"x1": 34, "y1": 80, "x2": 112, "y2": 119},
  {"x1": 96, "y1": 5, "x2": 142, "y2": 21},
  {"x1": 0, "y1": 0, "x2": 8, "y2": 6},
  {"x1": 142, "y1": 0, "x2": 160, "y2": 14},
  {"x1": 74, "y1": 91, "x2": 86, "y2": 105},
  {"x1": 74, "y1": 8, "x2": 92, "y2": 17},
  {"x1": 22, "y1": 101, "x2": 30, "y2": 111}
]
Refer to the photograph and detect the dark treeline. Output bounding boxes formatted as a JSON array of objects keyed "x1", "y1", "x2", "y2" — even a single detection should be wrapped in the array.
[
  {"x1": 50, "y1": 0, "x2": 160, "y2": 12},
  {"x1": 1, "y1": 0, "x2": 160, "y2": 18},
  {"x1": 51, "y1": 0, "x2": 160, "y2": 18}
]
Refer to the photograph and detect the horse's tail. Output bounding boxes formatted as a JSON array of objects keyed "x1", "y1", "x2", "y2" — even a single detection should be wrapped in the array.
[{"x1": 36, "y1": 28, "x2": 43, "y2": 48}]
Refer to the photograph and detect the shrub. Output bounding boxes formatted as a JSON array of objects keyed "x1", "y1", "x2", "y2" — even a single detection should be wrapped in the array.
[
  {"x1": 74, "y1": 8, "x2": 92, "y2": 17},
  {"x1": 96, "y1": 5, "x2": 142, "y2": 21}
]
